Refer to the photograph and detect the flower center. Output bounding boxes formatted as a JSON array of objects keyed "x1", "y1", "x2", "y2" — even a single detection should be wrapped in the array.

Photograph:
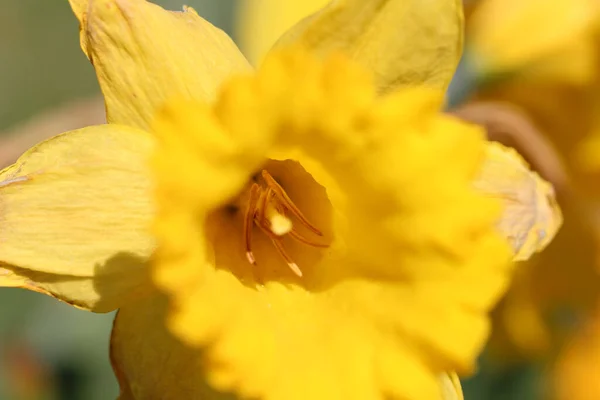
[
  {"x1": 244, "y1": 170, "x2": 328, "y2": 277},
  {"x1": 205, "y1": 159, "x2": 333, "y2": 285}
]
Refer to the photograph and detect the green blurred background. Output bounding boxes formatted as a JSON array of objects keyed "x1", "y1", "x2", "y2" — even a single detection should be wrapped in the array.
[{"x1": 0, "y1": 1, "x2": 546, "y2": 399}]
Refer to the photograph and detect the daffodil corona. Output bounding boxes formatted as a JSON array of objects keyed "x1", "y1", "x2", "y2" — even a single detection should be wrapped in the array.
[
  {"x1": 0, "y1": 1, "x2": 563, "y2": 399},
  {"x1": 149, "y1": 50, "x2": 517, "y2": 400}
]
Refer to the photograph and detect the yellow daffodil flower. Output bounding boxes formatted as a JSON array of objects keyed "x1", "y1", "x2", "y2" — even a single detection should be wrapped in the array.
[
  {"x1": 146, "y1": 50, "x2": 516, "y2": 400},
  {"x1": 462, "y1": 0, "x2": 600, "y2": 360},
  {"x1": 0, "y1": 0, "x2": 562, "y2": 399}
]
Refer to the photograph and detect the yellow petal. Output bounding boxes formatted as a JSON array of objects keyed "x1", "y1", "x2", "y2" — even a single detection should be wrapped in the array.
[
  {"x1": 439, "y1": 372, "x2": 464, "y2": 400},
  {"x1": 68, "y1": 0, "x2": 92, "y2": 57},
  {"x1": 236, "y1": 0, "x2": 330, "y2": 65},
  {"x1": 0, "y1": 125, "x2": 155, "y2": 312},
  {"x1": 72, "y1": 0, "x2": 251, "y2": 130},
  {"x1": 473, "y1": 142, "x2": 563, "y2": 261},
  {"x1": 272, "y1": 0, "x2": 464, "y2": 93},
  {"x1": 68, "y1": 0, "x2": 87, "y2": 21},
  {"x1": 110, "y1": 292, "x2": 233, "y2": 399}
]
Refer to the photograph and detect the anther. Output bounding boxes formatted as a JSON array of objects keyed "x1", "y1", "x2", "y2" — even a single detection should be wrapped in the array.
[
  {"x1": 265, "y1": 200, "x2": 292, "y2": 235},
  {"x1": 269, "y1": 213, "x2": 293, "y2": 236},
  {"x1": 271, "y1": 239, "x2": 303, "y2": 277},
  {"x1": 261, "y1": 170, "x2": 324, "y2": 236}
]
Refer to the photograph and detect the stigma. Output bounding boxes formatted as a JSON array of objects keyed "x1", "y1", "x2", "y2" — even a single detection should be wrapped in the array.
[{"x1": 243, "y1": 170, "x2": 328, "y2": 277}]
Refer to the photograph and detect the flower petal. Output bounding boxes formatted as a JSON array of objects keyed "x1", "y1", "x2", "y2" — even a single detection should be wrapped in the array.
[
  {"x1": 69, "y1": 0, "x2": 87, "y2": 24},
  {"x1": 439, "y1": 373, "x2": 464, "y2": 400},
  {"x1": 110, "y1": 293, "x2": 235, "y2": 400},
  {"x1": 236, "y1": 0, "x2": 330, "y2": 64},
  {"x1": 473, "y1": 142, "x2": 563, "y2": 261},
  {"x1": 272, "y1": 0, "x2": 464, "y2": 93},
  {"x1": 71, "y1": 0, "x2": 251, "y2": 130},
  {"x1": 0, "y1": 125, "x2": 155, "y2": 312}
]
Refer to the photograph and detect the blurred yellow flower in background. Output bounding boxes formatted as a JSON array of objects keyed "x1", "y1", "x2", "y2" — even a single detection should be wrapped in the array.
[
  {"x1": 456, "y1": 0, "x2": 600, "y2": 363},
  {"x1": 0, "y1": 0, "x2": 564, "y2": 399},
  {"x1": 554, "y1": 302, "x2": 600, "y2": 400},
  {"x1": 468, "y1": 0, "x2": 600, "y2": 85}
]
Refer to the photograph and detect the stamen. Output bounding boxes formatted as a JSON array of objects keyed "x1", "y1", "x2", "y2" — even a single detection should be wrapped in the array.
[
  {"x1": 261, "y1": 170, "x2": 324, "y2": 236},
  {"x1": 241, "y1": 169, "x2": 329, "y2": 276},
  {"x1": 271, "y1": 239, "x2": 303, "y2": 277},
  {"x1": 244, "y1": 183, "x2": 260, "y2": 265},
  {"x1": 288, "y1": 228, "x2": 329, "y2": 248},
  {"x1": 257, "y1": 187, "x2": 272, "y2": 224},
  {"x1": 255, "y1": 218, "x2": 303, "y2": 277}
]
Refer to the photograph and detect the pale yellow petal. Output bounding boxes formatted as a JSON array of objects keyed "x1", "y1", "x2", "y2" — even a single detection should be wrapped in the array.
[
  {"x1": 110, "y1": 293, "x2": 234, "y2": 399},
  {"x1": 439, "y1": 372, "x2": 464, "y2": 400},
  {"x1": 68, "y1": 0, "x2": 87, "y2": 21},
  {"x1": 236, "y1": 0, "x2": 330, "y2": 65},
  {"x1": 473, "y1": 142, "x2": 563, "y2": 261},
  {"x1": 75, "y1": 0, "x2": 251, "y2": 130},
  {"x1": 272, "y1": 0, "x2": 464, "y2": 93},
  {"x1": 0, "y1": 125, "x2": 155, "y2": 312},
  {"x1": 68, "y1": 0, "x2": 91, "y2": 57}
]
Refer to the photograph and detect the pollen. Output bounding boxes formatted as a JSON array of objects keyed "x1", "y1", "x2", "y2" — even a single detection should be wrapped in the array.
[{"x1": 243, "y1": 170, "x2": 328, "y2": 277}]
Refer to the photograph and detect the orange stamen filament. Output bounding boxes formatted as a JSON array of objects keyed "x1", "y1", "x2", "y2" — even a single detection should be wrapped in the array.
[
  {"x1": 288, "y1": 229, "x2": 329, "y2": 248},
  {"x1": 244, "y1": 183, "x2": 260, "y2": 265},
  {"x1": 242, "y1": 170, "x2": 328, "y2": 276}
]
